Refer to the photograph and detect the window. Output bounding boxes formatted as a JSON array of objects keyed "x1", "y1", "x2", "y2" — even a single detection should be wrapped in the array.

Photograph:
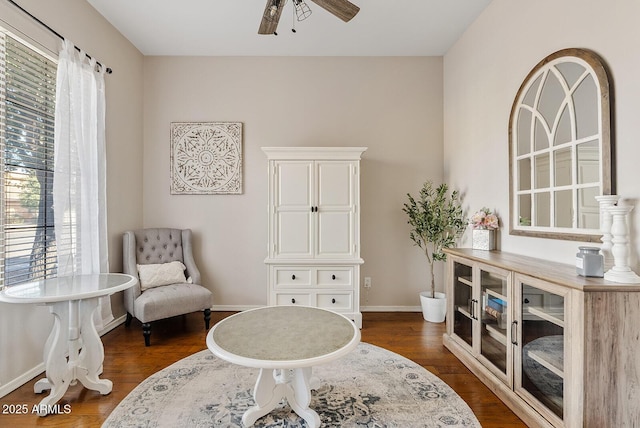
[{"x1": 0, "y1": 30, "x2": 57, "y2": 286}]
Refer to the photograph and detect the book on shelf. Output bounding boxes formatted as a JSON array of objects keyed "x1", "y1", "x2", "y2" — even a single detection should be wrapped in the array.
[
  {"x1": 485, "y1": 306, "x2": 508, "y2": 329},
  {"x1": 487, "y1": 296, "x2": 507, "y2": 312},
  {"x1": 487, "y1": 297, "x2": 506, "y2": 312},
  {"x1": 485, "y1": 306, "x2": 501, "y2": 319}
]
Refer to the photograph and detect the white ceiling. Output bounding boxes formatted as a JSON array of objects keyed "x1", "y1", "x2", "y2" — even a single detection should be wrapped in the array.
[{"x1": 87, "y1": 0, "x2": 492, "y2": 56}]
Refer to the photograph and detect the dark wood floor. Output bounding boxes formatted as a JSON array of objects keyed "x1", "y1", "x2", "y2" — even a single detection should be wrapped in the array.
[{"x1": 0, "y1": 311, "x2": 526, "y2": 427}]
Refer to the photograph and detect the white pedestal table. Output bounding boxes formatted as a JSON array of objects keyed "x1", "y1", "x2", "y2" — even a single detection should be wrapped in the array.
[
  {"x1": 206, "y1": 305, "x2": 360, "y2": 428},
  {"x1": 0, "y1": 273, "x2": 136, "y2": 416}
]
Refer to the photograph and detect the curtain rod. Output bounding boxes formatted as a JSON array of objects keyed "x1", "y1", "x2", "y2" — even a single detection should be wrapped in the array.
[{"x1": 6, "y1": 0, "x2": 113, "y2": 74}]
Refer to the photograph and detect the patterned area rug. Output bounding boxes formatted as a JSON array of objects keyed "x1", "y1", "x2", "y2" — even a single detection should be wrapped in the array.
[{"x1": 103, "y1": 343, "x2": 480, "y2": 427}]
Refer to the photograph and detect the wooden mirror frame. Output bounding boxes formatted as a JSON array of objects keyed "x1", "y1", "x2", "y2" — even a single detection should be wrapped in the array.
[{"x1": 508, "y1": 48, "x2": 614, "y2": 242}]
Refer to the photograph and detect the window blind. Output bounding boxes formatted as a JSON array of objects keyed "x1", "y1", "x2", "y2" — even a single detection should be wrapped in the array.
[{"x1": 0, "y1": 31, "x2": 57, "y2": 287}]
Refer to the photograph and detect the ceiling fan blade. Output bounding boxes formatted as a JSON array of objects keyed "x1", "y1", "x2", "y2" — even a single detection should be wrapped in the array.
[
  {"x1": 258, "y1": 0, "x2": 285, "y2": 35},
  {"x1": 309, "y1": 0, "x2": 360, "y2": 22}
]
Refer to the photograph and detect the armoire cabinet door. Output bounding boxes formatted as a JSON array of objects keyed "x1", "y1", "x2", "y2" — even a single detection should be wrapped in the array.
[
  {"x1": 273, "y1": 161, "x2": 314, "y2": 258},
  {"x1": 316, "y1": 161, "x2": 356, "y2": 258},
  {"x1": 272, "y1": 159, "x2": 357, "y2": 259}
]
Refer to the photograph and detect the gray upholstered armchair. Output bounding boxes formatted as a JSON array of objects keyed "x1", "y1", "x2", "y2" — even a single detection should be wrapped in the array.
[{"x1": 122, "y1": 228, "x2": 213, "y2": 346}]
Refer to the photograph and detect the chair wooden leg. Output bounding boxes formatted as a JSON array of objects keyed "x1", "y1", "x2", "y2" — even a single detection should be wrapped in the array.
[
  {"x1": 125, "y1": 312, "x2": 133, "y2": 327},
  {"x1": 142, "y1": 323, "x2": 151, "y2": 346},
  {"x1": 204, "y1": 308, "x2": 211, "y2": 330}
]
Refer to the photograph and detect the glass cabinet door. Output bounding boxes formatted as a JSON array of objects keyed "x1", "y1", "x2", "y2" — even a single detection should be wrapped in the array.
[
  {"x1": 479, "y1": 267, "x2": 510, "y2": 378},
  {"x1": 452, "y1": 261, "x2": 474, "y2": 348},
  {"x1": 516, "y1": 275, "x2": 565, "y2": 422}
]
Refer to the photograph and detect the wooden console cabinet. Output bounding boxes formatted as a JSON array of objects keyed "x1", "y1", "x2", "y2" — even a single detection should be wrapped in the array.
[{"x1": 443, "y1": 248, "x2": 640, "y2": 428}]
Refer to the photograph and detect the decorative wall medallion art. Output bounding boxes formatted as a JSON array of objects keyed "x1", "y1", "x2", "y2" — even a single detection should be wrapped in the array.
[{"x1": 170, "y1": 122, "x2": 243, "y2": 194}]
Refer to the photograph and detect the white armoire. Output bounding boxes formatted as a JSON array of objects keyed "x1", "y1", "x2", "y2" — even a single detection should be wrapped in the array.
[{"x1": 263, "y1": 147, "x2": 366, "y2": 327}]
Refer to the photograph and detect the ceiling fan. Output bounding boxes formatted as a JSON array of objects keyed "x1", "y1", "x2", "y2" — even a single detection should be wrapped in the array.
[{"x1": 259, "y1": 0, "x2": 360, "y2": 35}]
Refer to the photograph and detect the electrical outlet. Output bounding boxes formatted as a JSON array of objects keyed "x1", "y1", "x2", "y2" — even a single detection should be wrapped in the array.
[{"x1": 364, "y1": 277, "x2": 372, "y2": 288}]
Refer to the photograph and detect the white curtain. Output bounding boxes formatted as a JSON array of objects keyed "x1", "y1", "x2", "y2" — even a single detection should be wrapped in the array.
[{"x1": 53, "y1": 39, "x2": 111, "y2": 330}]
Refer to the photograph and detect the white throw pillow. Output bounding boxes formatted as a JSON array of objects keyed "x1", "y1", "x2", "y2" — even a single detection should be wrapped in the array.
[{"x1": 137, "y1": 261, "x2": 187, "y2": 291}]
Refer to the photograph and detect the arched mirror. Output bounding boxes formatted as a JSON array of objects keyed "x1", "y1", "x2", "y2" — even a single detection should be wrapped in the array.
[{"x1": 509, "y1": 48, "x2": 613, "y2": 242}]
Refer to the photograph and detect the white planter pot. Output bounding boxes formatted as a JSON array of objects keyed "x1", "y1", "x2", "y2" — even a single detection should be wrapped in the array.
[{"x1": 419, "y1": 291, "x2": 446, "y2": 323}]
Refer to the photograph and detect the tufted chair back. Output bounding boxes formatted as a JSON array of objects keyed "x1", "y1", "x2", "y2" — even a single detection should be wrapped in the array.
[{"x1": 134, "y1": 228, "x2": 185, "y2": 266}]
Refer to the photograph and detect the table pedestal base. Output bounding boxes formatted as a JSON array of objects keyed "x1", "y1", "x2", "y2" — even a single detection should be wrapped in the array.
[
  {"x1": 243, "y1": 367, "x2": 320, "y2": 428},
  {"x1": 34, "y1": 298, "x2": 111, "y2": 416}
]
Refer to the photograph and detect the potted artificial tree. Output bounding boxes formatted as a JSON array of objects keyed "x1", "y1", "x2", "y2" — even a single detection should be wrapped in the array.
[{"x1": 403, "y1": 181, "x2": 466, "y2": 322}]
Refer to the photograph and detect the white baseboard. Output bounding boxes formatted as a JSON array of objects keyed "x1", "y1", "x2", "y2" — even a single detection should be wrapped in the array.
[
  {"x1": 0, "y1": 314, "x2": 128, "y2": 399},
  {"x1": 211, "y1": 305, "x2": 421, "y2": 313},
  {"x1": 361, "y1": 306, "x2": 421, "y2": 312},
  {"x1": 102, "y1": 313, "x2": 127, "y2": 334},
  {"x1": 211, "y1": 305, "x2": 263, "y2": 312},
  {"x1": 0, "y1": 362, "x2": 45, "y2": 398}
]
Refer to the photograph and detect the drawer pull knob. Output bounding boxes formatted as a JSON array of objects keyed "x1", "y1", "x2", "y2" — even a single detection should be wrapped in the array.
[
  {"x1": 291, "y1": 298, "x2": 296, "y2": 304},
  {"x1": 292, "y1": 274, "x2": 296, "y2": 280},
  {"x1": 332, "y1": 274, "x2": 336, "y2": 280},
  {"x1": 332, "y1": 298, "x2": 336, "y2": 304}
]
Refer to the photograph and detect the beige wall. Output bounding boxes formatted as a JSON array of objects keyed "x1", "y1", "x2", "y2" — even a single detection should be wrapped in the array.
[
  {"x1": 12, "y1": 0, "x2": 636, "y2": 398},
  {"x1": 143, "y1": 56, "x2": 444, "y2": 310},
  {"x1": 444, "y1": 0, "x2": 640, "y2": 268},
  {"x1": 0, "y1": 0, "x2": 143, "y2": 393}
]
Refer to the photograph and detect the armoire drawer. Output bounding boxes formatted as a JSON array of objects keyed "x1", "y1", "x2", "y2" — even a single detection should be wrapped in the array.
[
  {"x1": 274, "y1": 267, "x2": 312, "y2": 288},
  {"x1": 317, "y1": 292, "x2": 353, "y2": 310},
  {"x1": 275, "y1": 293, "x2": 310, "y2": 306},
  {"x1": 316, "y1": 267, "x2": 353, "y2": 287}
]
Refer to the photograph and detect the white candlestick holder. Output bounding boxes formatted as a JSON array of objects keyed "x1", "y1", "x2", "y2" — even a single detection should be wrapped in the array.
[
  {"x1": 595, "y1": 195, "x2": 620, "y2": 270},
  {"x1": 604, "y1": 204, "x2": 640, "y2": 283}
]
